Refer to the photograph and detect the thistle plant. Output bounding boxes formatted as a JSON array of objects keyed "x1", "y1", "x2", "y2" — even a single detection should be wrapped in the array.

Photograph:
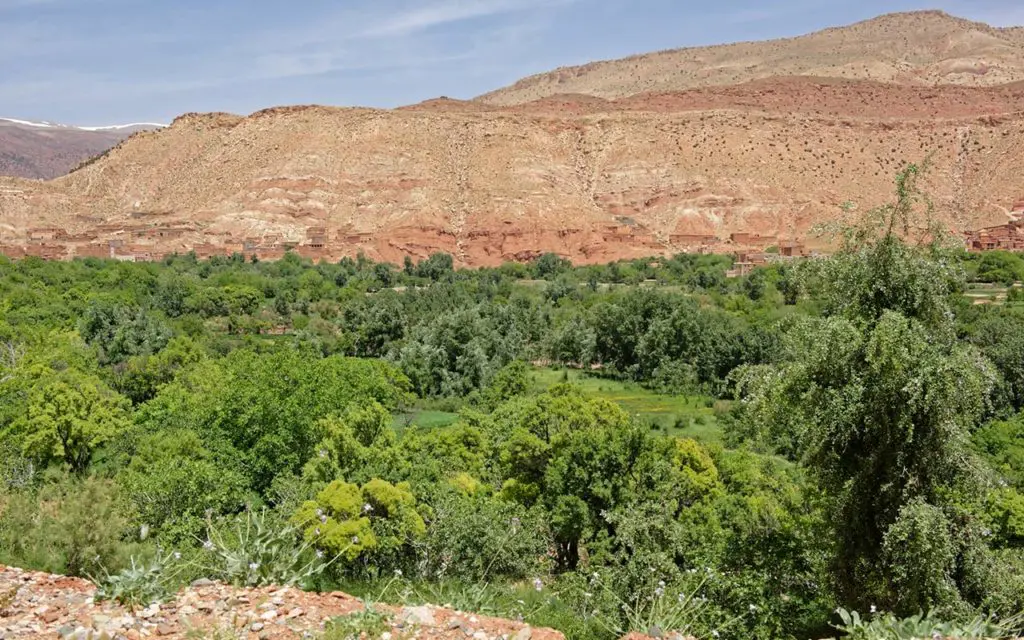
[
  {"x1": 834, "y1": 607, "x2": 1024, "y2": 640},
  {"x1": 579, "y1": 569, "x2": 746, "y2": 639},
  {"x1": 198, "y1": 507, "x2": 344, "y2": 587}
]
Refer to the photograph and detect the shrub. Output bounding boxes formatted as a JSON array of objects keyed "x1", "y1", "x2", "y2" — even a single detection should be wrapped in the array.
[
  {"x1": 118, "y1": 429, "x2": 250, "y2": 544},
  {"x1": 0, "y1": 475, "x2": 137, "y2": 577},
  {"x1": 418, "y1": 489, "x2": 548, "y2": 581},
  {"x1": 292, "y1": 478, "x2": 425, "y2": 570},
  {"x1": 564, "y1": 569, "x2": 747, "y2": 640},
  {"x1": 94, "y1": 551, "x2": 176, "y2": 608}
]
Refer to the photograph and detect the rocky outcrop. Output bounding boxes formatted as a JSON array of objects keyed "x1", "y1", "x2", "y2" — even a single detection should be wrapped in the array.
[{"x1": 2, "y1": 11, "x2": 1024, "y2": 265}]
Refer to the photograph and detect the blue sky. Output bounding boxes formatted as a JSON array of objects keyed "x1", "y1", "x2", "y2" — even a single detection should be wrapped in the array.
[{"x1": 2, "y1": 0, "x2": 1023, "y2": 126}]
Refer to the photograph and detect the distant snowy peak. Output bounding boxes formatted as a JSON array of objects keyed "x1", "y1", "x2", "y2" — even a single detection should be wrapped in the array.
[
  {"x1": 78, "y1": 123, "x2": 168, "y2": 132},
  {"x1": 0, "y1": 117, "x2": 166, "y2": 132},
  {"x1": 0, "y1": 117, "x2": 68, "y2": 129}
]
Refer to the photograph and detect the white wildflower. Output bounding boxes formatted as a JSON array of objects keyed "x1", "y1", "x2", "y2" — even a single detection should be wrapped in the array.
[
  {"x1": 173, "y1": 552, "x2": 182, "y2": 561},
  {"x1": 249, "y1": 562, "x2": 259, "y2": 571},
  {"x1": 352, "y1": 536, "x2": 359, "y2": 544},
  {"x1": 363, "y1": 503, "x2": 373, "y2": 513},
  {"x1": 315, "y1": 549, "x2": 324, "y2": 559},
  {"x1": 394, "y1": 569, "x2": 403, "y2": 577},
  {"x1": 202, "y1": 539, "x2": 214, "y2": 550},
  {"x1": 533, "y1": 578, "x2": 543, "y2": 592},
  {"x1": 870, "y1": 605, "x2": 877, "y2": 614}
]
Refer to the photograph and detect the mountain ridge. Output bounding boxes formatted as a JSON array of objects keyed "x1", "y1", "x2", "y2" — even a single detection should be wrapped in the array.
[
  {"x1": 478, "y1": 10, "x2": 1024, "y2": 105},
  {"x1": 2, "y1": 10, "x2": 1024, "y2": 264},
  {"x1": 0, "y1": 119, "x2": 165, "y2": 180}
]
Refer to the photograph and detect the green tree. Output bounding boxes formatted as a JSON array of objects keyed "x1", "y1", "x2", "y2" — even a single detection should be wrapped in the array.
[
  {"x1": 8, "y1": 370, "x2": 130, "y2": 473},
  {"x1": 80, "y1": 301, "x2": 172, "y2": 365},
  {"x1": 415, "y1": 252, "x2": 454, "y2": 281},
  {"x1": 735, "y1": 166, "x2": 999, "y2": 612},
  {"x1": 479, "y1": 360, "x2": 530, "y2": 411},
  {"x1": 118, "y1": 429, "x2": 249, "y2": 543}
]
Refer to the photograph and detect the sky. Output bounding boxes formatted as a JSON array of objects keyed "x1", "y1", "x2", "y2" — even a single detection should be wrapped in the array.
[{"x1": 2, "y1": 0, "x2": 1024, "y2": 126}]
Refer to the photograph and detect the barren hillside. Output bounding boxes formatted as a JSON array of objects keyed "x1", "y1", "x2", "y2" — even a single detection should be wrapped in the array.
[
  {"x1": 2, "y1": 11, "x2": 1024, "y2": 266},
  {"x1": 479, "y1": 11, "x2": 1024, "y2": 105},
  {"x1": 2, "y1": 85, "x2": 1023, "y2": 265}
]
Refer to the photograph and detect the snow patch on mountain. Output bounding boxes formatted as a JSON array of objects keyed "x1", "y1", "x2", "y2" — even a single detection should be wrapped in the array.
[
  {"x1": 0, "y1": 117, "x2": 167, "y2": 131},
  {"x1": 78, "y1": 123, "x2": 168, "y2": 131}
]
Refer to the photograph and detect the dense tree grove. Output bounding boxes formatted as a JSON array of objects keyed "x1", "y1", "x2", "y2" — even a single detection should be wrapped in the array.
[{"x1": 1, "y1": 175, "x2": 1023, "y2": 639}]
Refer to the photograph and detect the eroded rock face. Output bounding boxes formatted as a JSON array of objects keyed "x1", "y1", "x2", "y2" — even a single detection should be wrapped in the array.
[{"x1": 0, "y1": 565, "x2": 564, "y2": 640}]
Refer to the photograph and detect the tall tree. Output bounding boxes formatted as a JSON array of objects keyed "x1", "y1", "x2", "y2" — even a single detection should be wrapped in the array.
[{"x1": 735, "y1": 166, "x2": 999, "y2": 612}]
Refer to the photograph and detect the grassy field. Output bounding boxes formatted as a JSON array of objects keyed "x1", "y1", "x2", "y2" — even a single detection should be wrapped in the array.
[
  {"x1": 529, "y1": 367, "x2": 726, "y2": 443},
  {"x1": 964, "y1": 282, "x2": 1010, "y2": 305},
  {"x1": 392, "y1": 367, "x2": 728, "y2": 443},
  {"x1": 392, "y1": 409, "x2": 461, "y2": 432}
]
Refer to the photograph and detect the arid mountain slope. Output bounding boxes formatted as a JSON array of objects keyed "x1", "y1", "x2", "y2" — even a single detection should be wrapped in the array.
[
  {"x1": 2, "y1": 11, "x2": 1024, "y2": 265},
  {"x1": 0, "y1": 119, "x2": 161, "y2": 180},
  {"x1": 480, "y1": 11, "x2": 1024, "y2": 104},
  {"x1": 2, "y1": 83, "x2": 1023, "y2": 265}
]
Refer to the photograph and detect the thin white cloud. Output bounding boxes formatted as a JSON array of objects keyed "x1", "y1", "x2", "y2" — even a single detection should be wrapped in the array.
[
  {"x1": 0, "y1": 0, "x2": 564, "y2": 120},
  {"x1": 360, "y1": 0, "x2": 555, "y2": 37}
]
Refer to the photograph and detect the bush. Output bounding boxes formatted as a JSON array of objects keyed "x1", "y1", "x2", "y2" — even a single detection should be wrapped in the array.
[
  {"x1": 118, "y1": 429, "x2": 250, "y2": 544},
  {"x1": 418, "y1": 489, "x2": 548, "y2": 581},
  {"x1": 292, "y1": 479, "x2": 425, "y2": 571},
  {"x1": 0, "y1": 475, "x2": 138, "y2": 577},
  {"x1": 94, "y1": 551, "x2": 176, "y2": 608}
]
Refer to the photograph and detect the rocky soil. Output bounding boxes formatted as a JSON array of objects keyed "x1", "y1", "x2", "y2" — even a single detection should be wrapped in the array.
[{"x1": 0, "y1": 565, "x2": 565, "y2": 640}]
